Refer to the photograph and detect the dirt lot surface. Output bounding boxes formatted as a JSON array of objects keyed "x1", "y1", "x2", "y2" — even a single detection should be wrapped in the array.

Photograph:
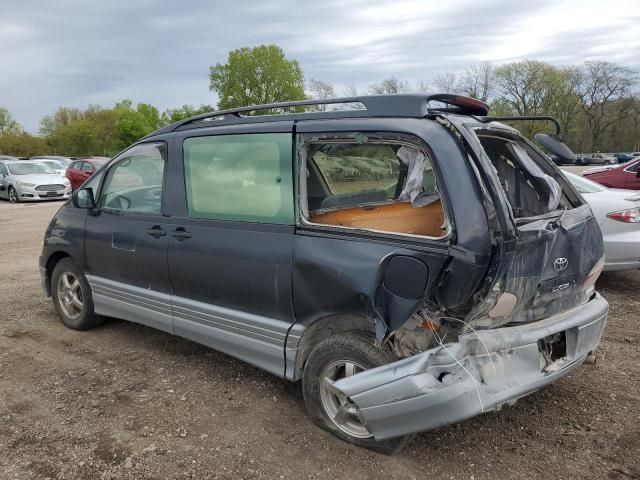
[{"x1": 1, "y1": 201, "x2": 638, "y2": 480}]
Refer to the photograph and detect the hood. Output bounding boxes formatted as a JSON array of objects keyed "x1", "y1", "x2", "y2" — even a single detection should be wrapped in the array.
[{"x1": 12, "y1": 173, "x2": 68, "y2": 185}]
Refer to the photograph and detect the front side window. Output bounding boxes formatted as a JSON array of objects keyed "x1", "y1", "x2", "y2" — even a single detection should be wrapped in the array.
[
  {"x1": 99, "y1": 142, "x2": 166, "y2": 214},
  {"x1": 182, "y1": 133, "x2": 294, "y2": 224}
]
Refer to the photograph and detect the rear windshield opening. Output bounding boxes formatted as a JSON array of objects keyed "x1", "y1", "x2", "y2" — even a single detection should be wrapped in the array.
[
  {"x1": 302, "y1": 141, "x2": 448, "y2": 238},
  {"x1": 477, "y1": 133, "x2": 574, "y2": 219}
]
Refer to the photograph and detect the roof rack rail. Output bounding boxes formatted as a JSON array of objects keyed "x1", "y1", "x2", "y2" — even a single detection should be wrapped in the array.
[
  {"x1": 475, "y1": 115, "x2": 562, "y2": 136},
  {"x1": 147, "y1": 93, "x2": 491, "y2": 137}
]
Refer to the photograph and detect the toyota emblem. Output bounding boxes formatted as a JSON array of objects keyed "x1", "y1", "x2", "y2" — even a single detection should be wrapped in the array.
[{"x1": 554, "y1": 257, "x2": 568, "y2": 272}]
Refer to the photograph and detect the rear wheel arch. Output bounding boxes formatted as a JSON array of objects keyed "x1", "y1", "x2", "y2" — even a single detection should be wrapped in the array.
[{"x1": 293, "y1": 314, "x2": 378, "y2": 380}]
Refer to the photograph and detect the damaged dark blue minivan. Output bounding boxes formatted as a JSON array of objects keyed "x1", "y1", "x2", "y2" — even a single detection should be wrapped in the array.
[{"x1": 40, "y1": 94, "x2": 608, "y2": 453}]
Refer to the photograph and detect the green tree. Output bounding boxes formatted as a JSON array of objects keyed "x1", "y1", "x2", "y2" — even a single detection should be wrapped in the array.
[
  {"x1": 0, "y1": 107, "x2": 22, "y2": 135},
  {"x1": 114, "y1": 100, "x2": 160, "y2": 149},
  {"x1": 160, "y1": 104, "x2": 214, "y2": 126},
  {"x1": 576, "y1": 61, "x2": 638, "y2": 151},
  {"x1": 0, "y1": 132, "x2": 46, "y2": 156},
  {"x1": 494, "y1": 60, "x2": 577, "y2": 139},
  {"x1": 209, "y1": 45, "x2": 305, "y2": 110}
]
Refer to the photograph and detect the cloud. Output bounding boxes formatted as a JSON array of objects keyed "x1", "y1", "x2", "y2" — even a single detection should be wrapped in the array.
[{"x1": 1, "y1": 0, "x2": 639, "y2": 131}]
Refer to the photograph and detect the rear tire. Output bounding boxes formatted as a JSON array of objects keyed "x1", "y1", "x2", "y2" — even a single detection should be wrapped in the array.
[
  {"x1": 302, "y1": 332, "x2": 412, "y2": 454},
  {"x1": 51, "y1": 258, "x2": 103, "y2": 330}
]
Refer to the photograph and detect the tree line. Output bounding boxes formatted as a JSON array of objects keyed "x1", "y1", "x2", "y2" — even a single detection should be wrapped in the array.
[{"x1": 1, "y1": 44, "x2": 638, "y2": 157}]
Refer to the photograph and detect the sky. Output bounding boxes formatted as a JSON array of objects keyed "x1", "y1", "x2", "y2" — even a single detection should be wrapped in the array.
[{"x1": 1, "y1": 0, "x2": 639, "y2": 132}]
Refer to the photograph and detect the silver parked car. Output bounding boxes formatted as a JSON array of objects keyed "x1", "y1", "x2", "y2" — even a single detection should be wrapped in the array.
[
  {"x1": 564, "y1": 171, "x2": 640, "y2": 271},
  {"x1": 0, "y1": 159, "x2": 71, "y2": 203}
]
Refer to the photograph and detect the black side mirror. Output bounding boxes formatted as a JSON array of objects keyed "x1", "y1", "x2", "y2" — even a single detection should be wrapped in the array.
[{"x1": 72, "y1": 188, "x2": 95, "y2": 209}]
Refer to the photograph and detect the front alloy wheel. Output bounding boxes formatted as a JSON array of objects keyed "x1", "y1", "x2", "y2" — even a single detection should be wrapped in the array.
[
  {"x1": 8, "y1": 186, "x2": 19, "y2": 203},
  {"x1": 56, "y1": 272, "x2": 83, "y2": 319},
  {"x1": 51, "y1": 258, "x2": 103, "y2": 330}
]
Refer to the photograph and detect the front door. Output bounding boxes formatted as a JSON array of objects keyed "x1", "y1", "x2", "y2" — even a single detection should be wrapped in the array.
[
  {"x1": 166, "y1": 127, "x2": 296, "y2": 376},
  {"x1": 84, "y1": 141, "x2": 173, "y2": 333},
  {"x1": 67, "y1": 162, "x2": 87, "y2": 190}
]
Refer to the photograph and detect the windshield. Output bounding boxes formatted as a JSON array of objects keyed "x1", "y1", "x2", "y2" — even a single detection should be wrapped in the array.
[
  {"x1": 7, "y1": 162, "x2": 56, "y2": 175},
  {"x1": 39, "y1": 160, "x2": 67, "y2": 169},
  {"x1": 563, "y1": 170, "x2": 607, "y2": 193}
]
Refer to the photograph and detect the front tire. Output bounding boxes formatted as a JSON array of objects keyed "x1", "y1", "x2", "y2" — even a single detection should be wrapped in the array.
[
  {"x1": 302, "y1": 333, "x2": 411, "y2": 454},
  {"x1": 8, "y1": 186, "x2": 19, "y2": 203},
  {"x1": 51, "y1": 258, "x2": 103, "y2": 330}
]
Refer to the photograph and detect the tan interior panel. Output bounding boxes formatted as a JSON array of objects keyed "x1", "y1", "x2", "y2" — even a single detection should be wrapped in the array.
[{"x1": 310, "y1": 200, "x2": 445, "y2": 237}]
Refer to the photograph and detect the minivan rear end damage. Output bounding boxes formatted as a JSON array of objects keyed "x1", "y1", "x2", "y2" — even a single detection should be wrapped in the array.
[
  {"x1": 295, "y1": 113, "x2": 607, "y2": 441},
  {"x1": 330, "y1": 293, "x2": 607, "y2": 440}
]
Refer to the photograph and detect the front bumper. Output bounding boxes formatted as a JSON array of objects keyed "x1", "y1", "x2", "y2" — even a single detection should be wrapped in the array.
[
  {"x1": 334, "y1": 294, "x2": 608, "y2": 440},
  {"x1": 16, "y1": 185, "x2": 71, "y2": 201},
  {"x1": 39, "y1": 265, "x2": 50, "y2": 296}
]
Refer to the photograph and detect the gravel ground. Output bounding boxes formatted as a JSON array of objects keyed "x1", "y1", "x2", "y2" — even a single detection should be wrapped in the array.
[{"x1": 0, "y1": 200, "x2": 638, "y2": 480}]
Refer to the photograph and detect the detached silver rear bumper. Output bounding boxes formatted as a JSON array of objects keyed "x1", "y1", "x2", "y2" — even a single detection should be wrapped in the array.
[{"x1": 334, "y1": 294, "x2": 608, "y2": 440}]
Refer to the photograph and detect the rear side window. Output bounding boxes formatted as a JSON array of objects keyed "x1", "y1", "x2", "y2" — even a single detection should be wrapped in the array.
[
  {"x1": 311, "y1": 143, "x2": 438, "y2": 199},
  {"x1": 182, "y1": 133, "x2": 294, "y2": 224},
  {"x1": 80, "y1": 162, "x2": 94, "y2": 173},
  {"x1": 303, "y1": 139, "x2": 446, "y2": 238}
]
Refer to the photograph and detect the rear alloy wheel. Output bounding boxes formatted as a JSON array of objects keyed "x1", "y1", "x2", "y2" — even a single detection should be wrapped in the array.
[
  {"x1": 319, "y1": 359, "x2": 371, "y2": 438},
  {"x1": 8, "y1": 186, "x2": 19, "y2": 203},
  {"x1": 51, "y1": 258, "x2": 103, "y2": 330},
  {"x1": 302, "y1": 332, "x2": 412, "y2": 454}
]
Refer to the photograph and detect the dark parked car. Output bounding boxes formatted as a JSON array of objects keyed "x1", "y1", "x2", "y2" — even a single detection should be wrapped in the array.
[
  {"x1": 583, "y1": 158, "x2": 640, "y2": 190},
  {"x1": 613, "y1": 153, "x2": 635, "y2": 163},
  {"x1": 65, "y1": 157, "x2": 109, "y2": 191},
  {"x1": 40, "y1": 94, "x2": 608, "y2": 453}
]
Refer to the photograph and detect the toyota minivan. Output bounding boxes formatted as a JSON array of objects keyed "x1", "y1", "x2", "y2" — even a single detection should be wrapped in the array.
[{"x1": 40, "y1": 94, "x2": 608, "y2": 453}]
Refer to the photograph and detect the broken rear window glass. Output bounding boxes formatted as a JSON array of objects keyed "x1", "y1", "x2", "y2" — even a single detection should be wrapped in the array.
[{"x1": 305, "y1": 141, "x2": 446, "y2": 238}]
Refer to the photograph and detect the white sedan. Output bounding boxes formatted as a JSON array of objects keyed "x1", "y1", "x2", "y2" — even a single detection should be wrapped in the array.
[{"x1": 564, "y1": 170, "x2": 640, "y2": 271}]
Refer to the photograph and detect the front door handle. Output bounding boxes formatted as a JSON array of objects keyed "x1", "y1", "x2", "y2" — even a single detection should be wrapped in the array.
[
  {"x1": 147, "y1": 225, "x2": 166, "y2": 238},
  {"x1": 170, "y1": 228, "x2": 192, "y2": 240}
]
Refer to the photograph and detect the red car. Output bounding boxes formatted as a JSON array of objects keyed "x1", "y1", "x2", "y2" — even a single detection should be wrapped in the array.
[
  {"x1": 583, "y1": 157, "x2": 640, "y2": 190},
  {"x1": 65, "y1": 157, "x2": 109, "y2": 191}
]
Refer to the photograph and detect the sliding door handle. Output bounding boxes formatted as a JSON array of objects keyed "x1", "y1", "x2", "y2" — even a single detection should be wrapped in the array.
[{"x1": 170, "y1": 228, "x2": 192, "y2": 240}]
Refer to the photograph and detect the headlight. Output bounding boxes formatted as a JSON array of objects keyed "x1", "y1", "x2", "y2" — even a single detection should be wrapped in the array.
[
  {"x1": 16, "y1": 181, "x2": 36, "y2": 187},
  {"x1": 63, "y1": 178, "x2": 71, "y2": 185}
]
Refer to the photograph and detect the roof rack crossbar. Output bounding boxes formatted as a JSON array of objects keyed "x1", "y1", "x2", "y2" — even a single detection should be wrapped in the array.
[
  {"x1": 476, "y1": 115, "x2": 561, "y2": 136},
  {"x1": 170, "y1": 96, "x2": 364, "y2": 130},
  {"x1": 145, "y1": 93, "x2": 491, "y2": 137}
]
